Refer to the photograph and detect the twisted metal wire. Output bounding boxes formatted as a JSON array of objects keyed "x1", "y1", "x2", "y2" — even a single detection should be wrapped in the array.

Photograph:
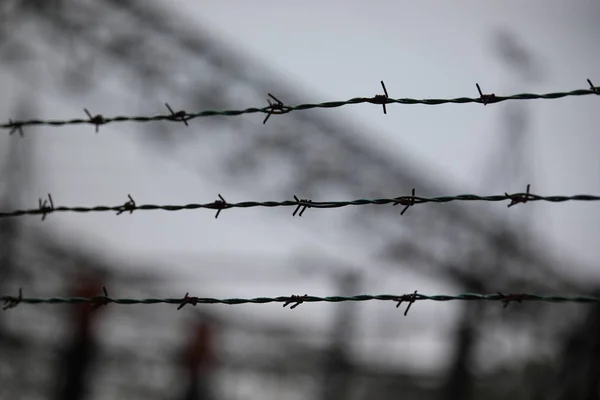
[
  {"x1": 1, "y1": 83, "x2": 598, "y2": 133},
  {"x1": 1, "y1": 190, "x2": 599, "y2": 220},
  {"x1": 2, "y1": 291, "x2": 599, "y2": 312}
]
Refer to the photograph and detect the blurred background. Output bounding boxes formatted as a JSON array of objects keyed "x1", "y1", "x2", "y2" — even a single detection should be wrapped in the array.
[{"x1": 1, "y1": 1, "x2": 600, "y2": 399}]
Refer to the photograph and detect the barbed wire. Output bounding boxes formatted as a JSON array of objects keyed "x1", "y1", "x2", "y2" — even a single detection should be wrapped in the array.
[
  {"x1": 2, "y1": 288, "x2": 599, "y2": 315},
  {"x1": 1, "y1": 186, "x2": 598, "y2": 220},
  {"x1": 1, "y1": 80, "x2": 598, "y2": 134}
]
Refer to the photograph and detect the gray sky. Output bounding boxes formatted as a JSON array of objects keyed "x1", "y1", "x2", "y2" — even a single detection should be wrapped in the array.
[{"x1": 2, "y1": 0, "x2": 600, "y2": 374}]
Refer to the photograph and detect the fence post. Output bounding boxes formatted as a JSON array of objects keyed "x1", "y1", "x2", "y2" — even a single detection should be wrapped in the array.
[
  {"x1": 179, "y1": 315, "x2": 216, "y2": 400},
  {"x1": 53, "y1": 272, "x2": 106, "y2": 400}
]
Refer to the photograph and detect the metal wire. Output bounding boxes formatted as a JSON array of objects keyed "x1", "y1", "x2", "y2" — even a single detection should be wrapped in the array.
[
  {"x1": 2, "y1": 291, "x2": 599, "y2": 313},
  {"x1": 1, "y1": 83, "x2": 598, "y2": 133},
  {"x1": 1, "y1": 189, "x2": 598, "y2": 220}
]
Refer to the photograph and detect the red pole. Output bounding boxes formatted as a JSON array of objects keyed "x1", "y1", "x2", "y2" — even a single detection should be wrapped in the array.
[
  {"x1": 180, "y1": 315, "x2": 216, "y2": 400},
  {"x1": 53, "y1": 271, "x2": 107, "y2": 400}
]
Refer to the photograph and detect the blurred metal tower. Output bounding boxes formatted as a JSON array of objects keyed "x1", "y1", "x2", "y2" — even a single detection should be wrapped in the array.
[
  {"x1": 441, "y1": 30, "x2": 546, "y2": 400},
  {"x1": 1, "y1": 0, "x2": 575, "y2": 286},
  {"x1": 486, "y1": 29, "x2": 543, "y2": 219}
]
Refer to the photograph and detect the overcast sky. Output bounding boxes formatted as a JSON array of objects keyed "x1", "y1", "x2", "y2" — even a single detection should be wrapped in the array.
[{"x1": 2, "y1": 0, "x2": 600, "y2": 374}]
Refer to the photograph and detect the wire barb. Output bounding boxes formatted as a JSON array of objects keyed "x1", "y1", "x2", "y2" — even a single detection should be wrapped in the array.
[
  {"x1": 292, "y1": 195, "x2": 312, "y2": 217},
  {"x1": 263, "y1": 93, "x2": 290, "y2": 124},
  {"x1": 506, "y1": 184, "x2": 532, "y2": 208},
  {"x1": 8, "y1": 119, "x2": 24, "y2": 137},
  {"x1": 116, "y1": 194, "x2": 136, "y2": 215},
  {"x1": 177, "y1": 292, "x2": 199, "y2": 310},
  {"x1": 395, "y1": 290, "x2": 418, "y2": 316},
  {"x1": 587, "y1": 79, "x2": 599, "y2": 95},
  {"x1": 91, "y1": 287, "x2": 111, "y2": 310},
  {"x1": 83, "y1": 108, "x2": 105, "y2": 133},
  {"x1": 370, "y1": 80, "x2": 390, "y2": 114},
  {"x1": 2, "y1": 288, "x2": 22, "y2": 311},
  {"x1": 393, "y1": 188, "x2": 417, "y2": 215},
  {"x1": 476, "y1": 83, "x2": 497, "y2": 105},
  {"x1": 212, "y1": 194, "x2": 228, "y2": 219},
  {"x1": 165, "y1": 103, "x2": 189, "y2": 126},
  {"x1": 38, "y1": 194, "x2": 54, "y2": 221},
  {"x1": 283, "y1": 294, "x2": 307, "y2": 309},
  {"x1": 497, "y1": 292, "x2": 526, "y2": 308}
]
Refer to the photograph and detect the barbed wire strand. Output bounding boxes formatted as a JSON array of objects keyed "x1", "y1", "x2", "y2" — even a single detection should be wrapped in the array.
[
  {"x1": 2, "y1": 187, "x2": 599, "y2": 220},
  {"x1": 1, "y1": 81, "x2": 598, "y2": 133},
  {"x1": 2, "y1": 291, "x2": 600, "y2": 314}
]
